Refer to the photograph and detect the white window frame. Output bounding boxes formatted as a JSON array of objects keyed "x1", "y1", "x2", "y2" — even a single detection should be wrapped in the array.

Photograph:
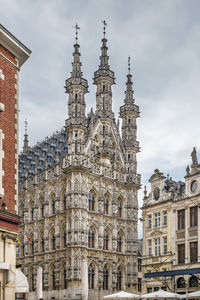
[
  {"x1": 163, "y1": 211, "x2": 167, "y2": 226},
  {"x1": 155, "y1": 238, "x2": 160, "y2": 256},
  {"x1": 147, "y1": 215, "x2": 152, "y2": 229},
  {"x1": 148, "y1": 239, "x2": 152, "y2": 256},
  {"x1": 163, "y1": 236, "x2": 167, "y2": 254},
  {"x1": 154, "y1": 212, "x2": 160, "y2": 228}
]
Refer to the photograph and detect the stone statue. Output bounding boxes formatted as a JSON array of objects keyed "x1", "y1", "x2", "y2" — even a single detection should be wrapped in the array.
[{"x1": 191, "y1": 147, "x2": 198, "y2": 165}]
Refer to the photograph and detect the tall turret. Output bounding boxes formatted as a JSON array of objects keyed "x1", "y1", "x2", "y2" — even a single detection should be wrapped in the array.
[
  {"x1": 120, "y1": 57, "x2": 140, "y2": 174},
  {"x1": 23, "y1": 119, "x2": 29, "y2": 152},
  {"x1": 65, "y1": 24, "x2": 88, "y2": 155},
  {"x1": 94, "y1": 21, "x2": 115, "y2": 119}
]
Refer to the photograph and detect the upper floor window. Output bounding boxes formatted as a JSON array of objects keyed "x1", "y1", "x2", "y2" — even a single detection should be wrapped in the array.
[
  {"x1": 163, "y1": 236, "x2": 167, "y2": 255},
  {"x1": 147, "y1": 215, "x2": 152, "y2": 229},
  {"x1": 148, "y1": 239, "x2": 152, "y2": 256},
  {"x1": 154, "y1": 212, "x2": 160, "y2": 228},
  {"x1": 178, "y1": 209, "x2": 185, "y2": 230},
  {"x1": 178, "y1": 244, "x2": 185, "y2": 264},
  {"x1": 116, "y1": 267, "x2": 122, "y2": 291},
  {"x1": 88, "y1": 190, "x2": 95, "y2": 211},
  {"x1": 154, "y1": 238, "x2": 160, "y2": 256},
  {"x1": 88, "y1": 228, "x2": 95, "y2": 248},
  {"x1": 103, "y1": 265, "x2": 109, "y2": 290},
  {"x1": 190, "y1": 206, "x2": 198, "y2": 227},
  {"x1": 190, "y1": 242, "x2": 198, "y2": 263},
  {"x1": 52, "y1": 267, "x2": 56, "y2": 290},
  {"x1": 88, "y1": 264, "x2": 95, "y2": 289},
  {"x1": 117, "y1": 198, "x2": 122, "y2": 218},
  {"x1": 177, "y1": 277, "x2": 185, "y2": 289},
  {"x1": 163, "y1": 211, "x2": 167, "y2": 226},
  {"x1": 117, "y1": 233, "x2": 122, "y2": 252},
  {"x1": 104, "y1": 195, "x2": 109, "y2": 214}
]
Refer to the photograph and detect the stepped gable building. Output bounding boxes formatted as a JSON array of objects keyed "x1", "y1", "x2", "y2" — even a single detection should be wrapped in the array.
[
  {"x1": 141, "y1": 148, "x2": 200, "y2": 294},
  {"x1": 0, "y1": 24, "x2": 31, "y2": 300},
  {"x1": 17, "y1": 24, "x2": 141, "y2": 300}
]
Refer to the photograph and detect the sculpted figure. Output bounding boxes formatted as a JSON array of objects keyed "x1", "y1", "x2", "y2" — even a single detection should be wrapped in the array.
[{"x1": 191, "y1": 147, "x2": 198, "y2": 165}]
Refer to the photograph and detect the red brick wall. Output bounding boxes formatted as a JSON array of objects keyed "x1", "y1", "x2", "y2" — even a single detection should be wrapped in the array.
[{"x1": 0, "y1": 44, "x2": 18, "y2": 214}]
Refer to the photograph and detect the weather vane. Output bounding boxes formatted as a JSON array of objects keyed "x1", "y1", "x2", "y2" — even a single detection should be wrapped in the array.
[
  {"x1": 128, "y1": 56, "x2": 131, "y2": 74},
  {"x1": 101, "y1": 20, "x2": 107, "y2": 38},
  {"x1": 25, "y1": 118, "x2": 28, "y2": 134},
  {"x1": 72, "y1": 23, "x2": 80, "y2": 43}
]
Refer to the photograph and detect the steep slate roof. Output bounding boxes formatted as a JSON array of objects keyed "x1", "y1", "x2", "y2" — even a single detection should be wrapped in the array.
[{"x1": 18, "y1": 128, "x2": 68, "y2": 182}]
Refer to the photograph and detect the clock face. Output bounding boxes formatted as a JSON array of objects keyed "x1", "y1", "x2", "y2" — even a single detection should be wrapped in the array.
[
  {"x1": 154, "y1": 187, "x2": 160, "y2": 200},
  {"x1": 191, "y1": 181, "x2": 197, "y2": 192}
]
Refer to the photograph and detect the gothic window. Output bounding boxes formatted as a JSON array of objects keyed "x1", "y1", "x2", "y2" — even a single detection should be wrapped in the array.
[
  {"x1": 177, "y1": 277, "x2": 185, "y2": 289},
  {"x1": 51, "y1": 198, "x2": 55, "y2": 214},
  {"x1": 103, "y1": 230, "x2": 109, "y2": 250},
  {"x1": 63, "y1": 266, "x2": 67, "y2": 289},
  {"x1": 189, "y1": 276, "x2": 198, "y2": 288},
  {"x1": 104, "y1": 195, "x2": 109, "y2": 214},
  {"x1": 138, "y1": 278, "x2": 142, "y2": 292},
  {"x1": 52, "y1": 267, "x2": 56, "y2": 290},
  {"x1": 178, "y1": 209, "x2": 185, "y2": 230},
  {"x1": 88, "y1": 264, "x2": 95, "y2": 289},
  {"x1": 75, "y1": 104, "x2": 77, "y2": 117},
  {"x1": 61, "y1": 227, "x2": 67, "y2": 248},
  {"x1": 117, "y1": 198, "x2": 122, "y2": 218},
  {"x1": 116, "y1": 267, "x2": 122, "y2": 291},
  {"x1": 190, "y1": 242, "x2": 198, "y2": 263},
  {"x1": 63, "y1": 195, "x2": 67, "y2": 210},
  {"x1": 117, "y1": 233, "x2": 122, "y2": 252},
  {"x1": 88, "y1": 190, "x2": 95, "y2": 211},
  {"x1": 88, "y1": 227, "x2": 95, "y2": 248},
  {"x1": 75, "y1": 93, "x2": 77, "y2": 101},
  {"x1": 41, "y1": 236, "x2": 45, "y2": 252},
  {"x1": 103, "y1": 265, "x2": 109, "y2": 290},
  {"x1": 29, "y1": 202, "x2": 34, "y2": 221},
  {"x1": 178, "y1": 244, "x2": 185, "y2": 264},
  {"x1": 128, "y1": 154, "x2": 130, "y2": 161},
  {"x1": 103, "y1": 84, "x2": 105, "y2": 92},
  {"x1": 190, "y1": 206, "x2": 198, "y2": 227}
]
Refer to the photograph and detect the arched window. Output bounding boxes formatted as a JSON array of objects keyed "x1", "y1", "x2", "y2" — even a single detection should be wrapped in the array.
[
  {"x1": 63, "y1": 195, "x2": 67, "y2": 210},
  {"x1": 117, "y1": 233, "x2": 122, "y2": 252},
  {"x1": 63, "y1": 265, "x2": 67, "y2": 289},
  {"x1": 103, "y1": 265, "x2": 109, "y2": 290},
  {"x1": 88, "y1": 190, "x2": 95, "y2": 211},
  {"x1": 177, "y1": 277, "x2": 186, "y2": 289},
  {"x1": 117, "y1": 198, "x2": 122, "y2": 218},
  {"x1": 30, "y1": 202, "x2": 34, "y2": 221},
  {"x1": 61, "y1": 227, "x2": 67, "y2": 248},
  {"x1": 51, "y1": 198, "x2": 55, "y2": 214},
  {"x1": 189, "y1": 276, "x2": 198, "y2": 288},
  {"x1": 103, "y1": 84, "x2": 105, "y2": 92},
  {"x1": 104, "y1": 195, "x2": 109, "y2": 214},
  {"x1": 88, "y1": 264, "x2": 95, "y2": 289},
  {"x1": 75, "y1": 93, "x2": 77, "y2": 101},
  {"x1": 88, "y1": 227, "x2": 95, "y2": 248},
  {"x1": 52, "y1": 267, "x2": 56, "y2": 290},
  {"x1": 41, "y1": 235, "x2": 45, "y2": 252},
  {"x1": 116, "y1": 267, "x2": 122, "y2": 291},
  {"x1": 103, "y1": 230, "x2": 109, "y2": 250}
]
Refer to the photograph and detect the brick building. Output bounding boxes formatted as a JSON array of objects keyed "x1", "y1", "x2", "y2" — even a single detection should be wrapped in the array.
[{"x1": 0, "y1": 24, "x2": 31, "y2": 300}]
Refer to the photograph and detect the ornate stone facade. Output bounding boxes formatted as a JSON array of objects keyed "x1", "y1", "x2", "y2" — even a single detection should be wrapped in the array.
[
  {"x1": 142, "y1": 153, "x2": 200, "y2": 294},
  {"x1": 17, "y1": 26, "x2": 140, "y2": 300}
]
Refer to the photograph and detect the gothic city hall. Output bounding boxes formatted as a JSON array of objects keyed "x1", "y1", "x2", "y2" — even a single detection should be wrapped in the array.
[{"x1": 17, "y1": 24, "x2": 140, "y2": 300}]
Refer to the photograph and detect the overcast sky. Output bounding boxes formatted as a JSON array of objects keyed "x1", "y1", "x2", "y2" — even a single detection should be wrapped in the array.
[{"x1": 1, "y1": 0, "x2": 200, "y2": 236}]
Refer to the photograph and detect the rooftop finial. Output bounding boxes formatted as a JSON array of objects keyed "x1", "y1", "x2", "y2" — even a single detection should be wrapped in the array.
[
  {"x1": 128, "y1": 56, "x2": 131, "y2": 74},
  {"x1": 72, "y1": 23, "x2": 80, "y2": 44},
  {"x1": 102, "y1": 20, "x2": 107, "y2": 38},
  {"x1": 23, "y1": 118, "x2": 29, "y2": 153}
]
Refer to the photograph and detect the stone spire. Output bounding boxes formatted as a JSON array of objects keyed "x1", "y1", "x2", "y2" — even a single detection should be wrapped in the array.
[
  {"x1": 65, "y1": 23, "x2": 88, "y2": 127},
  {"x1": 23, "y1": 119, "x2": 29, "y2": 152},
  {"x1": 94, "y1": 21, "x2": 115, "y2": 119},
  {"x1": 120, "y1": 57, "x2": 140, "y2": 174},
  {"x1": 124, "y1": 56, "x2": 135, "y2": 104}
]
